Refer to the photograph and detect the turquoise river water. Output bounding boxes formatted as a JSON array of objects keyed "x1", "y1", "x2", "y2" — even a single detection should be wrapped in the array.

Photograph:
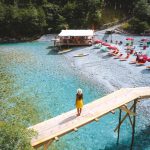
[{"x1": 0, "y1": 39, "x2": 149, "y2": 150}]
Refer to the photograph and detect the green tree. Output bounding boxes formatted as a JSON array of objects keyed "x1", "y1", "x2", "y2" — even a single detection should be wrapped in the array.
[
  {"x1": 62, "y1": 0, "x2": 103, "y2": 29},
  {"x1": 1, "y1": 0, "x2": 149, "y2": 38},
  {"x1": 0, "y1": 70, "x2": 38, "y2": 150},
  {"x1": 86, "y1": 0, "x2": 103, "y2": 28},
  {"x1": 43, "y1": 3, "x2": 66, "y2": 32},
  {"x1": 0, "y1": 2, "x2": 5, "y2": 20},
  {"x1": 134, "y1": 0, "x2": 150, "y2": 22},
  {"x1": 127, "y1": 0, "x2": 150, "y2": 34},
  {"x1": 129, "y1": 17, "x2": 149, "y2": 33},
  {"x1": 62, "y1": 1, "x2": 77, "y2": 28}
]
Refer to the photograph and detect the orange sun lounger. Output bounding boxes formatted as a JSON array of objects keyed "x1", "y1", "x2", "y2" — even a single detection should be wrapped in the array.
[
  {"x1": 114, "y1": 53, "x2": 123, "y2": 59},
  {"x1": 120, "y1": 53, "x2": 130, "y2": 61},
  {"x1": 129, "y1": 59, "x2": 136, "y2": 64},
  {"x1": 136, "y1": 62, "x2": 145, "y2": 66}
]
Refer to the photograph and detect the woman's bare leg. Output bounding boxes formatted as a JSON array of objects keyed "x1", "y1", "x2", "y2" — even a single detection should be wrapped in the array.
[
  {"x1": 77, "y1": 108, "x2": 80, "y2": 116},
  {"x1": 79, "y1": 108, "x2": 82, "y2": 115}
]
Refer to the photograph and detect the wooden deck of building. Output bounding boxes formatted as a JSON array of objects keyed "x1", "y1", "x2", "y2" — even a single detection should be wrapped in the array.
[{"x1": 29, "y1": 87, "x2": 150, "y2": 149}]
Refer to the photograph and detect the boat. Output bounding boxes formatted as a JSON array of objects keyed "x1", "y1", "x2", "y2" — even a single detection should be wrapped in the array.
[
  {"x1": 73, "y1": 53, "x2": 89, "y2": 57},
  {"x1": 58, "y1": 49, "x2": 72, "y2": 54}
]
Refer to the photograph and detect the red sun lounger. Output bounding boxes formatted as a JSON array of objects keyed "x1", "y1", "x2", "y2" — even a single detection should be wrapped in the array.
[{"x1": 120, "y1": 53, "x2": 130, "y2": 61}]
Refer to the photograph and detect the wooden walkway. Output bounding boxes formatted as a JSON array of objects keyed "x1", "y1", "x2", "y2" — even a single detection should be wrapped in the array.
[{"x1": 29, "y1": 87, "x2": 150, "y2": 149}]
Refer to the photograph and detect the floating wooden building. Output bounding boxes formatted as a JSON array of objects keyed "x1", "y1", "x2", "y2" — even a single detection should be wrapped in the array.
[{"x1": 53, "y1": 30, "x2": 94, "y2": 48}]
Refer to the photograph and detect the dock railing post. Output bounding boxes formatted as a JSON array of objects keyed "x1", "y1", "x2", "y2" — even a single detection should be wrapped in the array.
[
  {"x1": 130, "y1": 100, "x2": 137, "y2": 150},
  {"x1": 117, "y1": 109, "x2": 122, "y2": 145}
]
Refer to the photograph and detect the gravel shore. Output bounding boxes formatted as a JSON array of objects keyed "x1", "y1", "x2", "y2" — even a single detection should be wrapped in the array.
[
  {"x1": 63, "y1": 34, "x2": 150, "y2": 116},
  {"x1": 64, "y1": 45, "x2": 150, "y2": 92}
]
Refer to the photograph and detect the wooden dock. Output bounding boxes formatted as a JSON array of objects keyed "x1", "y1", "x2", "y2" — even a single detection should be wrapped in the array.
[{"x1": 29, "y1": 87, "x2": 150, "y2": 149}]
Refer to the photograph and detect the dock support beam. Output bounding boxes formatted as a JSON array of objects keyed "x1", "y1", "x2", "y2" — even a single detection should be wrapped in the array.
[
  {"x1": 33, "y1": 140, "x2": 53, "y2": 150},
  {"x1": 117, "y1": 109, "x2": 122, "y2": 144},
  {"x1": 114, "y1": 103, "x2": 136, "y2": 132},
  {"x1": 130, "y1": 100, "x2": 137, "y2": 150},
  {"x1": 114, "y1": 98, "x2": 139, "y2": 150},
  {"x1": 43, "y1": 140, "x2": 53, "y2": 150},
  {"x1": 115, "y1": 99, "x2": 138, "y2": 149}
]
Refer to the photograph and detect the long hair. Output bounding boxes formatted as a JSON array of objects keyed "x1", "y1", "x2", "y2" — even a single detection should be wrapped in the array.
[{"x1": 76, "y1": 93, "x2": 83, "y2": 100}]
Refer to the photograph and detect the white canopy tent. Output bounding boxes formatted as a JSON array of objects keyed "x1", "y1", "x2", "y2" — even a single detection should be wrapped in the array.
[{"x1": 58, "y1": 30, "x2": 94, "y2": 37}]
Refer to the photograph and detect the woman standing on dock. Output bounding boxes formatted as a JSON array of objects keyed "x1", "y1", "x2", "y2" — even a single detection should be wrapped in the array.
[{"x1": 76, "y1": 88, "x2": 84, "y2": 116}]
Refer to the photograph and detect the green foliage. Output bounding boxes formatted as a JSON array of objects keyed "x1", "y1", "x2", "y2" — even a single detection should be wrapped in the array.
[
  {"x1": 0, "y1": 0, "x2": 104, "y2": 36},
  {"x1": 62, "y1": 0, "x2": 104, "y2": 29},
  {"x1": 17, "y1": 6, "x2": 47, "y2": 36},
  {"x1": 101, "y1": 7, "x2": 126, "y2": 24},
  {"x1": 62, "y1": 1, "x2": 76, "y2": 28},
  {"x1": 0, "y1": 3, "x2": 5, "y2": 22},
  {"x1": 0, "y1": 0, "x2": 149, "y2": 37},
  {"x1": 0, "y1": 123, "x2": 35, "y2": 150},
  {"x1": 121, "y1": 22, "x2": 131, "y2": 30},
  {"x1": 0, "y1": 68, "x2": 38, "y2": 150},
  {"x1": 85, "y1": 0, "x2": 103, "y2": 28},
  {"x1": 127, "y1": 0, "x2": 150, "y2": 34},
  {"x1": 134, "y1": 0, "x2": 150, "y2": 22},
  {"x1": 43, "y1": 3, "x2": 67, "y2": 32},
  {"x1": 0, "y1": 96, "x2": 37, "y2": 150},
  {"x1": 129, "y1": 18, "x2": 150, "y2": 34},
  {"x1": 0, "y1": 2, "x2": 47, "y2": 38}
]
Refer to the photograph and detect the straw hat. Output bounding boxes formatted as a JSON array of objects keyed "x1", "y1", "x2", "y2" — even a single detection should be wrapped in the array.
[{"x1": 77, "y1": 88, "x2": 82, "y2": 94}]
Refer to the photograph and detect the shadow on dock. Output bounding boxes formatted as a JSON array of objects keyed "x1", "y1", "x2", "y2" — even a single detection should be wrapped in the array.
[{"x1": 59, "y1": 115, "x2": 77, "y2": 125}]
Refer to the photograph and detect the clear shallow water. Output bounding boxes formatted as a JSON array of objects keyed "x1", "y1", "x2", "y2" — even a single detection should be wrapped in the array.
[{"x1": 0, "y1": 39, "x2": 149, "y2": 150}]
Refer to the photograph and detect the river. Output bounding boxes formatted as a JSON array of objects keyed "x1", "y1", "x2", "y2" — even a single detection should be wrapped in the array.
[{"x1": 0, "y1": 35, "x2": 150, "y2": 150}]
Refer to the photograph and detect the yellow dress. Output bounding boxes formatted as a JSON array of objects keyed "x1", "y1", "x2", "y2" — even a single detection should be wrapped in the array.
[{"x1": 76, "y1": 99, "x2": 83, "y2": 108}]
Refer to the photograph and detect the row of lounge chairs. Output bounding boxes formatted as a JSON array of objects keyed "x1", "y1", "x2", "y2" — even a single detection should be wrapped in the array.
[
  {"x1": 109, "y1": 49, "x2": 150, "y2": 65},
  {"x1": 94, "y1": 40, "x2": 150, "y2": 69}
]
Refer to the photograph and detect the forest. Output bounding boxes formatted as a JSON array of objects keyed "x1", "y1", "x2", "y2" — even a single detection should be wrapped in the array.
[{"x1": 0, "y1": 0, "x2": 149, "y2": 40}]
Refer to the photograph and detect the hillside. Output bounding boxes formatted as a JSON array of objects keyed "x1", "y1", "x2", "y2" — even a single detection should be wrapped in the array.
[{"x1": 0, "y1": 0, "x2": 149, "y2": 42}]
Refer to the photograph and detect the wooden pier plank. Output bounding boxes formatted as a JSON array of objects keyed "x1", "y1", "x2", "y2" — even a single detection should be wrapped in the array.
[{"x1": 29, "y1": 87, "x2": 150, "y2": 147}]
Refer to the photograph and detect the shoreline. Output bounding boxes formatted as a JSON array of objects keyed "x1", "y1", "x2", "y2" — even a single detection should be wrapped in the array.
[
  {"x1": 63, "y1": 41, "x2": 150, "y2": 115},
  {"x1": 38, "y1": 30, "x2": 150, "y2": 96},
  {"x1": 64, "y1": 53, "x2": 116, "y2": 94},
  {"x1": 64, "y1": 45, "x2": 150, "y2": 92},
  {"x1": 0, "y1": 28, "x2": 149, "y2": 44},
  {"x1": 0, "y1": 35, "x2": 42, "y2": 44}
]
